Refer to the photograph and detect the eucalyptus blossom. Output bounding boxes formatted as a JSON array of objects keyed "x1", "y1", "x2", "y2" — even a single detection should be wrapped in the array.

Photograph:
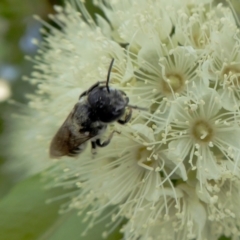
[{"x1": 7, "y1": 0, "x2": 240, "y2": 239}]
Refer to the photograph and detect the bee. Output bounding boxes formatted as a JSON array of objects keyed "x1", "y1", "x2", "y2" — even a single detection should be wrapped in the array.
[{"x1": 50, "y1": 59, "x2": 144, "y2": 158}]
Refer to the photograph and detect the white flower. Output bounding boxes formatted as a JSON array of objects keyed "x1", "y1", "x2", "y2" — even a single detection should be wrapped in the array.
[
  {"x1": 165, "y1": 88, "x2": 240, "y2": 185},
  {"x1": 136, "y1": 44, "x2": 199, "y2": 99},
  {"x1": 97, "y1": 0, "x2": 173, "y2": 44},
  {"x1": 123, "y1": 177, "x2": 240, "y2": 240},
  {"x1": 202, "y1": 14, "x2": 240, "y2": 111},
  {"x1": 122, "y1": 183, "x2": 207, "y2": 240},
  {"x1": 196, "y1": 175, "x2": 240, "y2": 239},
  {"x1": 6, "y1": 0, "x2": 240, "y2": 239}
]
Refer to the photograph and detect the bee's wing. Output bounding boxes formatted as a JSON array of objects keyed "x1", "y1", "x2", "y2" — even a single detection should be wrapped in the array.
[{"x1": 49, "y1": 110, "x2": 93, "y2": 158}]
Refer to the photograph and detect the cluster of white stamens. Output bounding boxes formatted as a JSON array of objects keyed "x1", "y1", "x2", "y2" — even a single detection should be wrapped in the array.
[{"x1": 5, "y1": 0, "x2": 240, "y2": 239}]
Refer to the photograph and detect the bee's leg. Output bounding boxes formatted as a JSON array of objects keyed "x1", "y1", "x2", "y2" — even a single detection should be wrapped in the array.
[
  {"x1": 96, "y1": 131, "x2": 120, "y2": 147},
  {"x1": 117, "y1": 108, "x2": 132, "y2": 125},
  {"x1": 91, "y1": 141, "x2": 97, "y2": 155},
  {"x1": 79, "y1": 81, "x2": 106, "y2": 99}
]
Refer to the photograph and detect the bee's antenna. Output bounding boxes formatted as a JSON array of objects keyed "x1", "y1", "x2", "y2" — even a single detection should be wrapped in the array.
[{"x1": 106, "y1": 58, "x2": 114, "y2": 93}]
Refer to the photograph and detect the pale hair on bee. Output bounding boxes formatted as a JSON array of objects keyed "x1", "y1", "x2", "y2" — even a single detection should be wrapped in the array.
[{"x1": 49, "y1": 59, "x2": 146, "y2": 158}]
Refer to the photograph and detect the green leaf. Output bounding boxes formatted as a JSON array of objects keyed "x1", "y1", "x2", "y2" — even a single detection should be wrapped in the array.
[
  {"x1": 0, "y1": 174, "x2": 69, "y2": 240},
  {"x1": 38, "y1": 209, "x2": 124, "y2": 240},
  {"x1": 218, "y1": 236, "x2": 231, "y2": 240}
]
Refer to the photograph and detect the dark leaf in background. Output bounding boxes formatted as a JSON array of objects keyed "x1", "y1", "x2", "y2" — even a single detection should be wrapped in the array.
[{"x1": 0, "y1": 174, "x2": 70, "y2": 240}]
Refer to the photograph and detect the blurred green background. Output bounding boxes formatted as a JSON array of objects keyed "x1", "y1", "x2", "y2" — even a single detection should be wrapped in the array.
[
  {"x1": 0, "y1": 0, "x2": 238, "y2": 239},
  {"x1": 0, "y1": 0, "x2": 63, "y2": 198}
]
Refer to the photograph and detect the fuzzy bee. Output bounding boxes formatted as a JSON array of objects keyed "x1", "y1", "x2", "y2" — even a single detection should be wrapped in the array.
[{"x1": 50, "y1": 59, "x2": 144, "y2": 158}]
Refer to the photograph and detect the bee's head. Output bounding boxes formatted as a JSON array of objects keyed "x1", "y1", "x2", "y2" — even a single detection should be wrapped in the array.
[
  {"x1": 87, "y1": 58, "x2": 129, "y2": 122},
  {"x1": 88, "y1": 87, "x2": 129, "y2": 122}
]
